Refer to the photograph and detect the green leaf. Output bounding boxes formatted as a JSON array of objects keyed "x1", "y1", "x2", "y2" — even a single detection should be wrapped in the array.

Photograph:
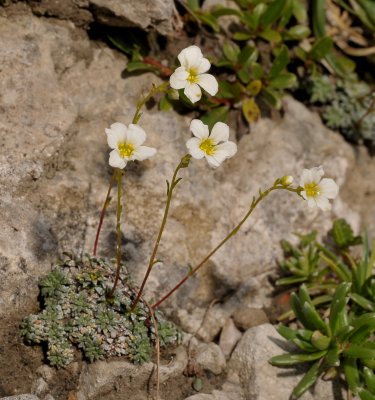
[
  {"x1": 251, "y1": 63, "x2": 264, "y2": 79},
  {"x1": 218, "y1": 81, "x2": 243, "y2": 99},
  {"x1": 291, "y1": 361, "x2": 320, "y2": 399},
  {"x1": 308, "y1": 37, "x2": 333, "y2": 61},
  {"x1": 326, "y1": 53, "x2": 356, "y2": 77},
  {"x1": 259, "y1": 28, "x2": 282, "y2": 43},
  {"x1": 350, "y1": 293, "x2": 375, "y2": 312},
  {"x1": 232, "y1": 32, "x2": 252, "y2": 41},
  {"x1": 312, "y1": 0, "x2": 326, "y2": 37},
  {"x1": 276, "y1": 324, "x2": 298, "y2": 340},
  {"x1": 350, "y1": 313, "x2": 375, "y2": 332},
  {"x1": 358, "y1": 388, "x2": 375, "y2": 400},
  {"x1": 292, "y1": 0, "x2": 307, "y2": 23},
  {"x1": 242, "y1": 4, "x2": 266, "y2": 30},
  {"x1": 343, "y1": 358, "x2": 359, "y2": 392},
  {"x1": 329, "y1": 282, "x2": 351, "y2": 335},
  {"x1": 200, "y1": 106, "x2": 229, "y2": 130},
  {"x1": 242, "y1": 98, "x2": 261, "y2": 123},
  {"x1": 269, "y1": 351, "x2": 326, "y2": 367},
  {"x1": 261, "y1": 87, "x2": 282, "y2": 109},
  {"x1": 290, "y1": 292, "x2": 315, "y2": 330},
  {"x1": 186, "y1": 0, "x2": 200, "y2": 11},
  {"x1": 269, "y1": 46, "x2": 289, "y2": 79},
  {"x1": 284, "y1": 25, "x2": 311, "y2": 40},
  {"x1": 330, "y1": 218, "x2": 362, "y2": 249},
  {"x1": 237, "y1": 67, "x2": 251, "y2": 84},
  {"x1": 211, "y1": 7, "x2": 242, "y2": 18},
  {"x1": 364, "y1": 367, "x2": 375, "y2": 393},
  {"x1": 238, "y1": 46, "x2": 259, "y2": 67},
  {"x1": 269, "y1": 73, "x2": 297, "y2": 89},
  {"x1": 276, "y1": 276, "x2": 307, "y2": 286},
  {"x1": 197, "y1": 13, "x2": 220, "y2": 32},
  {"x1": 344, "y1": 344, "x2": 375, "y2": 359},
  {"x1": 259, "y1": 0, "x2": 287, "y2": 26},
  {"x1": 311, "y1": 331, "x2": 330, "y2": 350},
  {"x1": 159, "y1": 95, "x2": 173, "y2": 111},
  {"x1": 223, "y1": 41, "x2": 241, "y2": 63},
  {"x1": 302, "y1": 302, "x2": 328, "y2": 334},
  {"x1": 126, "y1": 61, "x2": 157, "y2": 73}
]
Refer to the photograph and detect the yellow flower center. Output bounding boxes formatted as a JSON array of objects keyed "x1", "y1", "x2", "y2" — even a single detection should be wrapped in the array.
[
  {"x1": 187, "y1": 68, "x2": 198, "y2": 84},
  {"x1": 199, "y1": 138, "x2": 216, "y2": 155},
  {"x1": 304, "y1": 182, "x2": 320, "y2": 198},
  {"x1": 118, "y1": 142, "x2": 134, "y2": 158}
]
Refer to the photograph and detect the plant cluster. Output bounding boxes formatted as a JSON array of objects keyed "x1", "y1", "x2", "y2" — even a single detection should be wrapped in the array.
[
  {"x1": 108, "y1": 0, "x2": 374, "y2": 141},
  {"x1": 21, "y1": 254, "x2": 181, "y2": 368},
  {"x1": 271, "y1": 219, "x2": 375, "y2": 399}
]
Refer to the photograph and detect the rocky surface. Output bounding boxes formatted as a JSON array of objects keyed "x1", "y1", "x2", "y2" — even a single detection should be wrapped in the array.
[{"x1": 1, "y1": 2, "x2": 375, "y2": 400}]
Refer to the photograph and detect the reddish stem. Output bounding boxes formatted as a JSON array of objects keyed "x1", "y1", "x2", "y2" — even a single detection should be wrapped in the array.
[{"x1": 143, "y1": 56, "x2": 173, "y2": 77}]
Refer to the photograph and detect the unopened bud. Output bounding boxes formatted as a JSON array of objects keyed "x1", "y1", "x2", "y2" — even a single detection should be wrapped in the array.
[
  {"x1": 180, "y1": 154, "x2": 192, "y2": 168},
  {"x1": 281, "y1": 175, "x2": 294, "y2": 186},
  {"x1": 167, "y1": 88, "x2": 179, "y2": 100}
]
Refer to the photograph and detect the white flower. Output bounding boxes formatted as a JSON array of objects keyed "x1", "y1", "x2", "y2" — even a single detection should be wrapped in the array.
[
  {"x1": 300, "y1": 166, "x2": 339, "y2": 211},
  {"x1": 169, "y1": 45, "x2": 218, "y2": 104},
  {"x1": 105, "y1": 122, "x2": 156, "y2": 169},
  {"x1": 186, "y1": 119, "x2": 237, "y2": 168}
]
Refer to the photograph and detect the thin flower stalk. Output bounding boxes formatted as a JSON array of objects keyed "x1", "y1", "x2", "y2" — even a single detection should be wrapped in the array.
[
  {"x1": 93, "y1": 82, "x2": 166, "y2": 257},
  {"x1": 108, "y1": 169, "x2": 124, "y2": 299},
  {"x1": 131, "y1": 154, "x2": 192, "y2": 311},
  {"x1": 152, "y1": 182, "x2": 302, "y2": 310}
]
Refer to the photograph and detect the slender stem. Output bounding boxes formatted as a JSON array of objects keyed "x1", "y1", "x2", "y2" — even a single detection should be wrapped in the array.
[
  {"x1": 152, "y1": 184, "x2": 300, "y2": 310},
  {"x1": 131, "y1": 154, "x2": 191, "y2": 311},
  {"x1": 93, "y1": 171, "x2": 116, "y2": 256},
  {"x1": 108, "y1": 170, "x2": 124, "y2": 298},
  {"x1": 132, "y1": 81, "x2": 169, "y2": 125}
]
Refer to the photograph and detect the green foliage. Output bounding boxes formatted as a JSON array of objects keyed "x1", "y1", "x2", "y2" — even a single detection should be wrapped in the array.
[
  {"x1": 21, "y1": 254, "x2": 181, "y2": 368},
  {"x1": 272, "y1": 219, "x2": 375, "y2": 398}
]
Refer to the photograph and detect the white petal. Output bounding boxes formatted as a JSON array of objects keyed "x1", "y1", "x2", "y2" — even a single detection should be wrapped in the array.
[
  {"x1": 310, "y1": 166, "x2": 325, "y2": 183},
  {"x1": 106, "y1": 123, "x2": 127, "y2": 149},
  {"x1": 109, "y1": 150, "x2": 126, "y2": 169},
  {"x1": 177, "y1": 45, "x2": 203, "y2": 69},
  {"x1": 186, "y1": 137, "x2": 205, "y2": 159},
  {"x1": 205, "y1": 154, "x2": 223, "y2": 168},
  {"x1": 197, "y1": 58, "x2": 211, "y2": 74},
  {"x1": 170, "y1": 67, "x2": 188, "y2": 90},
  {"x1": 184, "y1": 82, "x2": 202, "y2": 103},
  {"x1": 190, "y1": 119, "x2": 209, "y2": 140},
  {"x1": 316, "y1": 196, "x2": 331, "y2": 211},
  {"x1": 319, "y1": 178, "x2": 339, "y2": 199},
  {"x1": 299, "y1": 169, "x2": 312, "y2": 187},
  {"x1": 215, "y1": 141, "x2": 237, "y2": 158},
  {"x1": 197, "y1": 73, "x2": 218, "y2": 96},
  {"x1": 210, "y1": 122, "x2": 229, "y2": 143},
  {"x1": 132, "y1": 146, "x2": 157, "y2": 161},
  {"x1": 307, "y1": 197, "x2": 317, "y2": 208},
  {"x1": 127, "y1": 124, "x2": 146, "y2": 146}
]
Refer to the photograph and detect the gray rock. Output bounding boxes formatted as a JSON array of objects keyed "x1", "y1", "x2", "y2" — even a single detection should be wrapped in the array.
[
  {"x1": 219, "y1": 318, "x2": 242, "y2": 358},
  {"x1": 31, "y1": 378, "x2": 49, "y2": 397},
  {"x1": 0, "y1": 396, "x2": 41, "y2": 400},
  {"x1": 228, "y1": 323, "x2": 344, "y2": 400},
  {"x1": 232, "y1": 307, "x2": 269, "y2": 331},
  {"x1": 89, "y1": 0, "x2": 181, "y2": 34},
  {"x1": 196, "y1": 343, "x2": 226, "y2": 375}
]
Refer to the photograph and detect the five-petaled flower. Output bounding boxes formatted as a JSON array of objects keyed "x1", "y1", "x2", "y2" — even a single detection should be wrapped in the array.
[
  {"x1": 169, "y1": 45, "x2": 218, "y2": 104},
  {"x1": 300, "y1": 166, "x2": 339, "y2": 211},
  {"x1": 105, "y1": 122, "x2": 156, "y2": 169},
  {"x1": 186, "y1": 119, "x2": 237, "y2": 168}
]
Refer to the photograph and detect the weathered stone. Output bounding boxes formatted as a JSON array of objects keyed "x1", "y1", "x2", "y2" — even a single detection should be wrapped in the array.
[
  {"x1": 31, "y1": 378, "x2": 49, "y2": 398},
  {"x1": 0, "y1": 396, "x2": 41, "y2": 400},
  {"x1": 219, "y1": 318, "x2": 242, "y2": 358},
  {"x1": 232, "y1": 307, "x2": 269, "y2": 331},
  {"x1": 228, "y1": 323, "x2": 345, "y2": 400},
  {"x1": 89, "y1": 0, "x2": 181, "y2": 35},
  {"x1": 196, "y1": 343, "x2": 226, "y2": 375}
]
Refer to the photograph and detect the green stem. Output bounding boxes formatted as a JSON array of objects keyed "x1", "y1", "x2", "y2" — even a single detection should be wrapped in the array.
[
  {"x1": 132, "y1": 81, "x2": 169, "y2": 124},
  {"x1": 93, "y1": 171, "x2": 116, "y2": 256},
  {"x1": 152, "y1": 184, "x2": 300, "y2": 310},
  {"x1": 108, "y1": 169, "x2": 124, "y2": 299},
  {"x1": 131, "y1": 154, "x2": 191, "y2": 311}
]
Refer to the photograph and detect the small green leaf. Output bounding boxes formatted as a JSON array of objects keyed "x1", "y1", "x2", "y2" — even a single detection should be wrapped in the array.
[
  {"x1": 200, "y1": 106, "x2": 229, "y2": 130},
  {"x1": 364, "y1": 367, "x2": 375, "y2": 393},
  {"x1": 159, "y1": 96, "x2": 173, "y2": 111},
  {"x1": 329, "y1": 282, "x2": 351, "y2": 335},
  {"x1": 269, "y1": 73, "x2": 297, "y2": 89},
  {"x1": 276, "y1": 276, "x2": 307, "y2": 286},
  {"x1": 260, "y1": 88, "x2": 282, "y2": 109},
  {"x1": 311, "y1": 331, "x2": 330, "y2": 350},
  {"x1": 186, "y1": 0, "x2": 200, "y2": 11},
  {"x1": 211, "y1": 6, "x2": 242, "y2": 18},
  {"x1": 302, "y1": 302, "x2": 328, "y2": 334},
  {"x1": 126, "y1": 61, "x2": 157, "y2": 73},
  {"x1": 238, "y1": 46, "x2": 259, "y2": 67},
  {"x1": 308, "y1": 37, "x2": 333, "y2": 61},
  {"x1": 232, "y1": 32, "x2": 252, "y2": 41},
  {"x1": 284, "y1": 25, "x2": 311, "y2": 40},
  {"x1": 330, "y1": 218, "x2": 362, "y2": 249},
  {"x1": 251, "y1": 63, "x2": 264, "y2": 79},
  {"x1": 269, "y1": 46, "x2": 289, "y2": 79},
  {"x1": 350, "y1": 293, "x2": 375, "y2": 312},
  {"x1": 242, "y1": 98, "x2": 261, "y2": 123},
  {"x1": 292, "y1": 0, "x2": 307, "y2": 23},
  {"x1": 247, "y1": 79, "x2": 262, "y2": 96},
  {"x1": 259, "y1": 0, "x2": 287, "y2": 26},
  {"x1": 237, "y1": 67, "x2": 251, "y2": 84},
  {"x1": 259, "y1": 28, "x2": 282, "y2": 43},
  {"x1": 197, "y1": 13, "x2": 220, "y2": 32},
  {"x1": 343, "y1": 358, "x2": 359, "y2": 392},
  {"x1": 358, "y1": 388, "x2": 375, "y2": 400},
  {"x1": 344, "y1": 344, "x2": 375, "y2": 359},
  {"x1": 277, "y1": 324, "x2": 298, "y2": 340},
  {"x1": 223, "y1": 41, "x2": 241, "y2": 63},
  {"x1": 291, "y1": 361, "x2": 320, "y2": 399},
  {"x1": 269, "y1": 351, "x2": 326, "y2": 366}
]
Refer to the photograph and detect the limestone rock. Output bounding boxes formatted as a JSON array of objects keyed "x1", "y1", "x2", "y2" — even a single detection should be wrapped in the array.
[
  {"x1": 196, "y1": 343, "x2": 226, "y2": 375},
  {"x1": 232, "y1": 307, "x2": 269, "y2": 331},
  {"x1": 0, "y1": 396, "x2": 41, "y2": 400},
  {"x1": 219, "y1": 318, "x2": 242, "y2": 358},
  {"x1": 228, "y1": 323, "x2": 344, "y2": 400}
]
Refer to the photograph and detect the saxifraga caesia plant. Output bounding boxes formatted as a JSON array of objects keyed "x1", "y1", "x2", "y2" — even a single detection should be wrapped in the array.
[{"x1": 92, "y1": 45, "x2": 338, "y2": 312}]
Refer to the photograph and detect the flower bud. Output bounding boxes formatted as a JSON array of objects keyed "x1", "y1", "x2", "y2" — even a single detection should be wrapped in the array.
[
  {"x1": 167, "y1": 88, "x2": 179, "y2": 100},
  {"x1": 180, "y1": 154, "x2": 192, "y2": 168},
  {"x1": 280, "y1": 175, "x2": 294, "y2": 186}
]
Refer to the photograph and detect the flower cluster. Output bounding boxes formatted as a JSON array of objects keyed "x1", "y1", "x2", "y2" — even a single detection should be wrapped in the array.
[{"x1": 104, "y1": 45, "x2": 339, "y2": 211}]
